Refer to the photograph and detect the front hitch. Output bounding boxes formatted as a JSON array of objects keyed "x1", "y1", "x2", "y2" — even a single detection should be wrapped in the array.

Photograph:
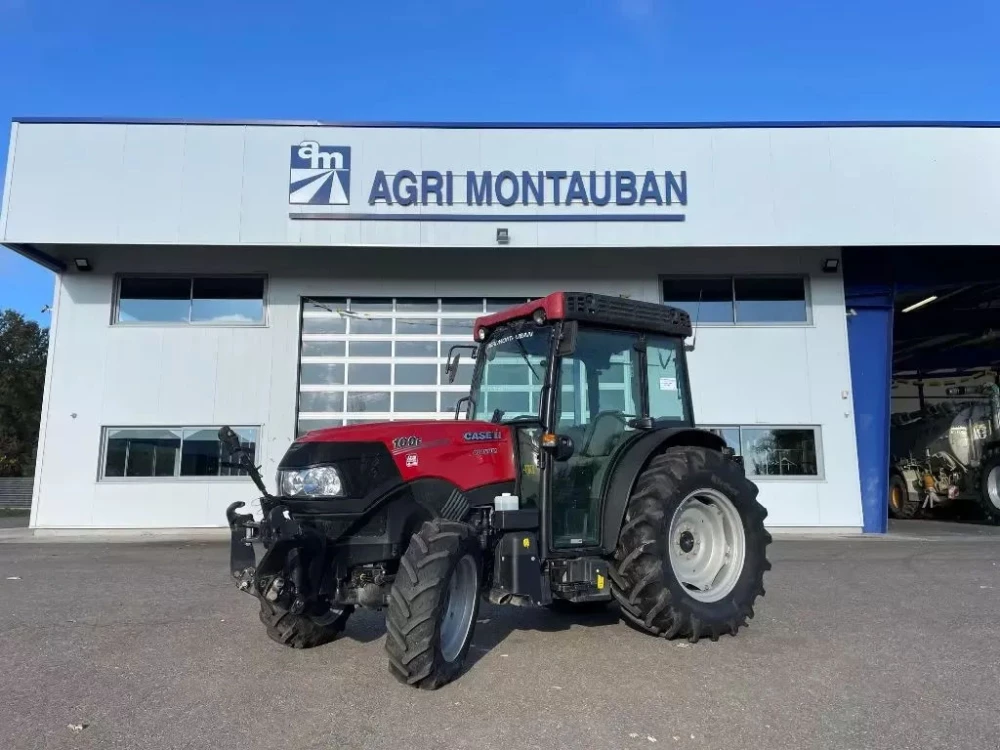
[{"x1": 226, "y1": 501, "x2": 259, "y2": 586}]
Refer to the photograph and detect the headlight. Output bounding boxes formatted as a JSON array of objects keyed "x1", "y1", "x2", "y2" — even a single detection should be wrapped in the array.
[{"x1": 279, "y1": 466, "x2": 345, "y2": 497}]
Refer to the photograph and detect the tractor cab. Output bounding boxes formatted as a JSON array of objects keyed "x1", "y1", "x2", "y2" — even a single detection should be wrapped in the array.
[{"x1": 455, "y1": 293, "x2": 696, "y2": 555}]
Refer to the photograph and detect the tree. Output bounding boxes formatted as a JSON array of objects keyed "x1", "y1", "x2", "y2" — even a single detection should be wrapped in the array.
[{"x1": 0, "y1": 310, "x2": 48, "y2": 477}]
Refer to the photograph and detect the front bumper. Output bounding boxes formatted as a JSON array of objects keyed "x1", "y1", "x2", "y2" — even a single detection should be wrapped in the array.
[{"x1": 225, "y1": 493, "x2": 407, "y2": 599}]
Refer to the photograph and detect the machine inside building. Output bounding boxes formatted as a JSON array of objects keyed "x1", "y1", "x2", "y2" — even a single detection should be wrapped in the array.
[{"x1": 889, "y1": 280, "x2": 1000, "y2": 523}]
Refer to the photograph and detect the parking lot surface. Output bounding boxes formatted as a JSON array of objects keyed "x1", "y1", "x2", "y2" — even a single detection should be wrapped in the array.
[{"x1": 1, "y1": 535, "x2": 998, "y2": 750}]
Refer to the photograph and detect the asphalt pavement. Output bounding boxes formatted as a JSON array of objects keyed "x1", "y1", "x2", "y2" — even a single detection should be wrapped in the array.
[{"x1": 1, "y1": 533, "x2": 998, "y2": 750}]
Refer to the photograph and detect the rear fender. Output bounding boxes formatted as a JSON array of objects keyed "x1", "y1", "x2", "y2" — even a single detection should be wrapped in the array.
[{"x1": 598, "y1": 428, "x2": 729, "y2": 554}]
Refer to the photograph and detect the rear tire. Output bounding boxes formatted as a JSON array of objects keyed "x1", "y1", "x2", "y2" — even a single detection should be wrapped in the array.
[
  {"x1": 258, "y1": 598, "x2": 352, "y2": 649},
  {"x1": 976, "y1": 453, "x2": 1000, "y2": 525},
  {"x1": 889, "y1": 473, "x2": 921, "y2": 519},
  {"x1": 385, "y1": 519, "x2": 482, "y2": 689},
  {"x1": 610, "y1": 446, "x2": 771, "y2": 642}
]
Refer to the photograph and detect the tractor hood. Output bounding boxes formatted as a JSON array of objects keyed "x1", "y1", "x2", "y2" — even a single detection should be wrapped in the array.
[
  {"x1": 297, "y1": 420, "x2": 505, "y2": 446},
  {"x1": 283, "y1": 420, "x2": 518, "y2": 492}
]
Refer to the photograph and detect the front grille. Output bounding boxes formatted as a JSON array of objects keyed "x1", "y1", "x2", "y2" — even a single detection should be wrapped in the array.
[{"x1": 307, "y1": 513, "x2": 387, "y2": 539}]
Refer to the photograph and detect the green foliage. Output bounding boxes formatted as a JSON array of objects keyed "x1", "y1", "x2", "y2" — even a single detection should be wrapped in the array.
[{"x1": 0, "y1": 310, "x2": 48, "y2": 477}]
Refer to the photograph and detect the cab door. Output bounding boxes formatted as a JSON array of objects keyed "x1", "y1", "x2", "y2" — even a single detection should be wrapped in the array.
[{"x1": 546, "y1": 328, "x2": 643, "y2": 549}]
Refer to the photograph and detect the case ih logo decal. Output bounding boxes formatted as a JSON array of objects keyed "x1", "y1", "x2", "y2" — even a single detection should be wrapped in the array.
[
  {"x1": 464, "y1": 430, "x2": 502, "y2": 442},
  {"x1": 289, "y1": 142, "x2": 351, "y2": 205}
]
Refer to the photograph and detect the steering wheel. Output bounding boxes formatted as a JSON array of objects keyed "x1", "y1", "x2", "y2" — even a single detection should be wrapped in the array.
[{"x1": 580, "y1": 411, "x2": 631, "y2": 456}]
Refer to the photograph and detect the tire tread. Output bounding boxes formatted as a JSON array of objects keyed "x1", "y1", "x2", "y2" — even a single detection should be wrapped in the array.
[{"x1": 610, "y1": 446, "x2": 770, "y2": 642}]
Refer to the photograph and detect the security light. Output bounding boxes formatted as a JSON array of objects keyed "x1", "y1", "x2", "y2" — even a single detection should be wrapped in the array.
[
  {"x1": 496, "y1": 228, "x2": 510, "y2": 245},
  {"x1": 822, "y1": 258, "x2": 840, "y2": 273},
  {"x1": 74, "y1": 258, "x2": 92, "y2": 272},
  {"x1": 901, "y1": 295, "x2": 938, "y2": 313}
]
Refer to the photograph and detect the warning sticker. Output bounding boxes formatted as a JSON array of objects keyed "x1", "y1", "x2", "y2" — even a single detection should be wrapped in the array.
[{"x1": 658, "y1": 377, "x2": 677, "y2": 391}]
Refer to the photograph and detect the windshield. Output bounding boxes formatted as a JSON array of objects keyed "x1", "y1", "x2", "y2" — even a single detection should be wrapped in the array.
[{"x1": 469, "y1": 322, "x2": 553, "y2": 422}]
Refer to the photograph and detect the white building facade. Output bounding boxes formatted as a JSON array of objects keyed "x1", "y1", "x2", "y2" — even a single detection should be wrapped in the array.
[{"x1": 3, "y1": 119, "x2": 999, "y2": 530}]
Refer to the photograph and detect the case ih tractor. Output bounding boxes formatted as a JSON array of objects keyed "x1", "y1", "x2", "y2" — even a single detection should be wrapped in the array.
[{"x1": 224, "y1": 292, "x2": 771, "y2": 689}]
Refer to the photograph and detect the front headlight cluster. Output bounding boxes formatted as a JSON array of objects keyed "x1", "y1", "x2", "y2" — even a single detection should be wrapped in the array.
[{"x1": 279, "y1": 466, "x2": 345, "y2": 497}]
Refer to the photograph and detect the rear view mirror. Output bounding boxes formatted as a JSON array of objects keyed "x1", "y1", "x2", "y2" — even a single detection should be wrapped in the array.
[
  {"x1": 444, "y1": 344, "x2": 478, "y2": 384},
  {"x1": 557, "y1": 321, "x2": 578, "y2": 356}
]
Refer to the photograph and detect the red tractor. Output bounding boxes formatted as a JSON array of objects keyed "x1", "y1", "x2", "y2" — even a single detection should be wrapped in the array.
[{"x1": 224, "y1": 292, "x2": 771, "y2": 689}]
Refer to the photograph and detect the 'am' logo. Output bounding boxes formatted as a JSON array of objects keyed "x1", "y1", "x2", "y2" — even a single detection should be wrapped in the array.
[{"x1": 289, "y1": 142, "x2": 351, "y2": 205}]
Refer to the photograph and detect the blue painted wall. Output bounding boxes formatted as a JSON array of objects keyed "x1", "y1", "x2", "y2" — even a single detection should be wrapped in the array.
[{"x1": 844, "y1": 286, "x2": 894, "y2": 533}]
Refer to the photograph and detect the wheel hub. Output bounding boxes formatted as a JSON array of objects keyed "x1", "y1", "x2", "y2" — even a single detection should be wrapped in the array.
[
  {"x1": 668, "y1": 489, "x2": 747, "y2": 603},
  {"x1": 678, "y1": 530, "x2": 696, "y2": 553}
]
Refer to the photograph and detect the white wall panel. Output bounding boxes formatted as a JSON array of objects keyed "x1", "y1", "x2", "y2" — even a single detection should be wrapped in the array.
[
  {"x1": 116, "y1": 125, "x2": 186, "y2": 242},
  {"x1": 29, "y1": 245, "x2": 861, "y2": 529},
  {"x1": 177, "y1": 126, "x2": 246, "y2": 245},
  {"x1": 4, "y1": 123, "x2": 128, "y2": 242},
  {"x1": 6, "y1": 122, "x2": 1000, "y2": 248}
]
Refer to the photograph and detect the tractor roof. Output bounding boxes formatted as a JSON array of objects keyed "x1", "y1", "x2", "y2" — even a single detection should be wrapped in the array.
[{"x1": 473, "y1": 292, "x2": 692, "y2": 340}]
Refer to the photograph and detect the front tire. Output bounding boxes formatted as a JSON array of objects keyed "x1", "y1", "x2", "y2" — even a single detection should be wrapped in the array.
[
  {"x1": 610, "y1": 446, "x2": 771, "y2": 642},
  {"x1": 385, "y1": 519, "x2": 482, "y2": 689},
  {"x1": 976, "y1": 453, "x2": 1000, "y2": 525},
  {"x1": 889, "y1": 473, "x2": 921, "y2": 519},
  {"x1": 258, "y1": 598, "x2": 352, "y2": 649}
]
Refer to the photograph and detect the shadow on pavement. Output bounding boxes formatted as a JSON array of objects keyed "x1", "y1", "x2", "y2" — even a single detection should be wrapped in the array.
[
  {"x1": 0, "y1": 512, "x2": 30, "y2": 530},
  {"x1": 465, "y1": 600, "x2": 620, "y2": 670},
  {"x1": 339, "y1": 595, "x2": 622, "y2": 665}
]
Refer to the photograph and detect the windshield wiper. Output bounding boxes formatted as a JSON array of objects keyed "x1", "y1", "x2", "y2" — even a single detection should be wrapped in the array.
[{"x1": 494, "y1": 325, "x2": 542, "y2": 382}]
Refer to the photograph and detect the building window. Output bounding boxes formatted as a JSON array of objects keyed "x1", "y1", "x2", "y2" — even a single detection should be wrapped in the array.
[
  {"x1": 115, "y1": 276, "x2": 266, "y2": 325},
  {"x1": 662, "y1": 277, "x2": 808, "y2": 324},
  {"x1": 296, "y1": 297, "x2": 528, "y2": 435},
  {"x1": 703, "y1": 426, "x2": 821, "y2": 478},
  {"x1": 101, "y1": 426, "x2": 259, "y2": 479}
]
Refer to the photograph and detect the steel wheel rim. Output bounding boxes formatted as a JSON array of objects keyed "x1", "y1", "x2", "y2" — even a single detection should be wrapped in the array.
[
  {"x1": 988, "y1": 466, "x2": 1000, "y2": 510},
  {"x1": 440, "y1": 554, "x2": 478, "y2": 663},
  {"x1": 668, "y1": 488, "x2": 747, "y2": 603},
  {"x1": 890, "y1": 485, "x2": 902, "y2": 512}
]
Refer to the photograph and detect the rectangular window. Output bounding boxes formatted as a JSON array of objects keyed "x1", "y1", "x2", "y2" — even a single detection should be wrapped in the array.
[
  {"x1": 645, "y1": 337, "x2": 687, "y2": 421},
  {"x1": 300, "y1": 363, "x2": 345, "y2": 386},
  {"x1": 702, "y1": 425, "x2": 821, "y2": 478},
  {"x1": 662, "y1": 277, "x2": 808, "y2": 324},
  {"x1": 101, "y1": 426, "x2": 258, "y2": 479},
  {"x1": 733, "y1": 278, "x2": 808, "y2": 323},
  {"x1": 662, "y1": 277, "x2": 734, "y2": 323},
  {"x1": 116, "y1": 276, "x2": 265, "y2": 325}
]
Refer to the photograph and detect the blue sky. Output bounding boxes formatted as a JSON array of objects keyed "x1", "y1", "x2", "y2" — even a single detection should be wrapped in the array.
[{"x1": 1, "y1": 0, "x2": 998, "y2": 324}]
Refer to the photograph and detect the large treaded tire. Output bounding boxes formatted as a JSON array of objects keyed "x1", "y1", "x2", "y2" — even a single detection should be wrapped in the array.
[
  {"x1": 889, "y1": 473, "x2": 921, "y2": 519},
  {"x1": 610, "y1": 446, "x2": 771, "y2": 643},
  {"x1": 976, "y1": 452, "x2": 1000, "y2": 525},
  {"x1": 258, "y1": 598, "x2": 352, "y2": 649},
  {"x1": 385, "y1": 519, "x2": 482, "y2": 689}
]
